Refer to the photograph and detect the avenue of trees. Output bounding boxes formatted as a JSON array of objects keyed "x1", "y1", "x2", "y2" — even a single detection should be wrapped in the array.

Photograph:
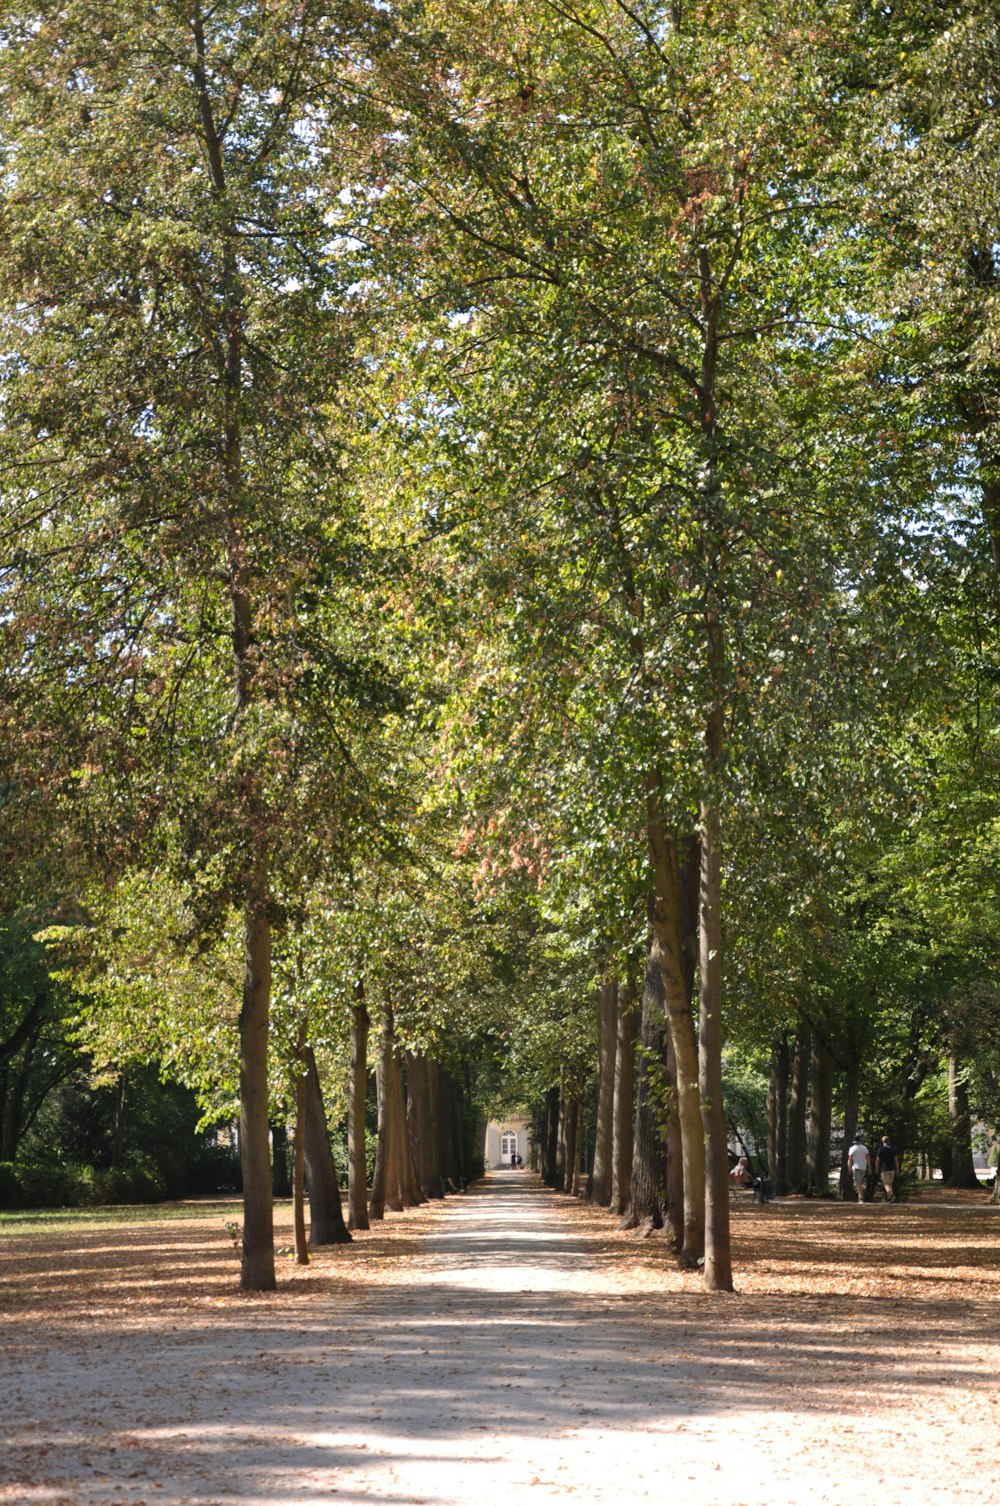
[{"x1": 3, "y1": 1, "x2": 1000, "y2": 1292}]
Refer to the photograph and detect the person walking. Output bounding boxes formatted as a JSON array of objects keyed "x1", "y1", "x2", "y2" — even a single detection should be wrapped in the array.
[
  {"x1": 875, "y1": 1135, "x2": 900, "y2": 1202},
  {"x1": 847, "y1": 1132, "x2": 869, "y2": 1202}
]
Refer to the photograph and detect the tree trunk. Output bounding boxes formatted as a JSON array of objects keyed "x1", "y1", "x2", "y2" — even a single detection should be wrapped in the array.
[
  {"x1": 590, "y1": 979, "x2": 618, "y2": 1206},
  {"x1": 805, "y1": 1033, "x2": 833, "y2": 1197},
  {"x1": 436, "y1": 1067, "x2": 461, "y2": 1187},
  {"x1": 1, "y1": 1051, "x2": 29, "y2": 1163},
  {"x1": 664, "y1": 1028, "x2": 684, "y2": 1251},
  {"x1": 947, "y1": 1057, "x2": 980, "y2": 1188},
  {"x1": 239, "y1": 880, "x2": 276, "y2": 1291},
  {"x1": 698, "y1": 782, "x2": 733, "y2": 1292},
  {"x1": 193, "y1": 20, "x2": 275, "y2": 1295},
  {"x1": 271, "y1": 1121, "x2": 292, "y2": 1199},
  {"x1": 369, "y1": 1009, "x2": 394, "y2": 1220},
  {"x1": 292, "y1": 1038, "x2": 309, "y2": 1265},
  {"x1": 389, "y1": 1041, "x2": 425, "y2": 1208},
  {"x1": 563, "y1": 1096, "x2": 580, "y2": 1196},
  {"x1": 301, "y1": 1045, "x2": 350, "y2": 1246},
  {"x1": 840, "y1": 1057, "x2": 861, "y2": 1200},
  {"x1": 611, "y1": 978, "x2": 638, "y2": 1215},
  {"x1": 787, "y1": 1018, "x2": 811, "y2": 1195},
  {"x1": 767, "y1": 1031, "x2": 789, "y2": 1196},
  {"x1": 348, "y1": 985, "x2": 370, "y2": 1229},
  {"x1": 555, "y1": 1091, "x2": 567, "y2": 1190},
  {"x1": 644, "y1": 814, "x2": 705, "y2": 1266},
  {"x1": 542, "y1": 1085, "x2": 560, "y2": 1185},
  {"x1": 406, "y1": 1052, "x2": 444, "y2": 1199},
  {"x1": 111, "y1": 1073, "x2": 127, "y2": 1169},
  {"x1": 621, "y1": 940, "x2": 667, "y2": 1233}
]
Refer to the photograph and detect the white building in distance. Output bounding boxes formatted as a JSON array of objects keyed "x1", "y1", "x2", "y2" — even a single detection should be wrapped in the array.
[{"x1": 483, "y1": 1113, "x2": 532, "y2": 1170}]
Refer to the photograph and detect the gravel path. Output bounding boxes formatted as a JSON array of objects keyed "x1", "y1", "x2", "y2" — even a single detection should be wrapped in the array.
[{"x1": 3, "y1": 1174, "x2": 999, "y2": 1505}]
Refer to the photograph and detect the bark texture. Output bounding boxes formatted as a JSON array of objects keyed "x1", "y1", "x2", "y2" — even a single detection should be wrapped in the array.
[
  {"x1": 787, "y1": 1018, "x2": 811, "y2": 1195},
  {"x1": 947, "y1": 1058, "x2": 980, "y2": 1188},
  {"x1": 698, "y1": 785, "x2": 733, "y2": 1292},
  {"x1": 292, "y1": 1045, "x2": 308, "y2": 1265},
  {"x1": 542, "y1": 1085, "x2": 560, "y2": 1185},
  {"x1": 348, "y1": 986, "x2": 370, "y2": 1229},
  {"x1": 839, "y1": 1057, "x2": 861, "y2": 1200},
  {"x1": 610, "y1": 979, "x2": 638, "y2": 1215},
  {"x1": 805, "y1": 1033, "x2": 833, "y2": 1197},
  {"x1": 590, "y1": 979, "x2": 618, "y2": 1206},
  {"x1": 645, "y1": 815, "x2": 705, "y2": 1264},
  {"x1": 238, "y1": 883, "x2": 276, "y2": 1291},
  {"x1": 767, "y1": 1032, "x2": 789, "y2": 1196},
  {"x1": 302, "y1": 1046, "x2": 350, "y2": 1246},
  {"x1": 621, "y1": 942, "x2": 667, "y2": 1233},
  {"x1": 405, "y1": 1052, "x2": 444, "y2": 1200}
]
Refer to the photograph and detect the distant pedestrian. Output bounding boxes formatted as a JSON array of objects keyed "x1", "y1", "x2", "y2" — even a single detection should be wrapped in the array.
[
  {"x1": 847, "y1": 1133, "x2": 869, "y2": 1202},
  {"x1": 875, "y1": 1136, "x2": 900, "y2": 1202}
]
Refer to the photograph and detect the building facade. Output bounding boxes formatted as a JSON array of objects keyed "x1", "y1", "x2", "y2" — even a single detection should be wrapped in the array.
[{"x1": 483, "y1": 1114, "x2": 532, "y2": 1169}]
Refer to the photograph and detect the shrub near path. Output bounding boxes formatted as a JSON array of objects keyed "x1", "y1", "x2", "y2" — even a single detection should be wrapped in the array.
[{"x1": 1, "y1": 1175, "x2": 998, "y2": 1505}]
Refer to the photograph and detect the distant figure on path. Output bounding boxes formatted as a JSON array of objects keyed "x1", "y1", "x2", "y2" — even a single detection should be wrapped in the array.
[
  {"x1": 847, "y1": 1133, "x2": 869, "y2": 1202},
  {"x1": 876, "y1": 1136, "x2": 899, "y2": 1201}
]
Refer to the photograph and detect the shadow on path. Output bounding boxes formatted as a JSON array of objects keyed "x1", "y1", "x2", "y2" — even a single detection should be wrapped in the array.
[{"x1": 2, "y1": 1172, "x2": 997, "y2": 1506}]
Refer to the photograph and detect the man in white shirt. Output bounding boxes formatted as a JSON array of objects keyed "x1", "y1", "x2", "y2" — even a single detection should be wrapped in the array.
[{"x1": 847, "y1": 1133, "x2": 869, "y2": 1202}]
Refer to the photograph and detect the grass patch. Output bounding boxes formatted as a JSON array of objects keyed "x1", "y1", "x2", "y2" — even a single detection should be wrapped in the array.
[{"x1": 0, "y1": 1196, "x2": 255, "y2": 1236}]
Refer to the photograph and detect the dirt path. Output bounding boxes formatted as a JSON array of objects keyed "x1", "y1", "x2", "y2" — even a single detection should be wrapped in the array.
[{"x1": 2, "y1": 1174, "x2": 999, "y2": 1505}]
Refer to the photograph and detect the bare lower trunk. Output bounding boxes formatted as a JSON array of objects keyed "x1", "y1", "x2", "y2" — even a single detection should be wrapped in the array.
[
  {"x1": 389, "y1": 1040, "x2": 424, "y2": 1208},
  {"x1": 645, "y1": 815, "x2": 704, "y2": 1266},
  {"x1": 369, "y1": 1008, "x2": 393, "y2": 1220},
  {"x1": 292, "y1": 1026, "x2": 309, "y2": 1264},
  {"x1": 388, "y1": 1042, "x2": 424, "y2": 1204},
  {"x1": 664, "y1": 1028, "x2": 684, "y2": 1250},
  {"x1": 621, "y1": 941, "x2": 667, "y2": 1233},
  {"x1": 239, "y1": 879, "x2": 276, "y2": 1291},
  {"x1": 436, "y1": 1067, "x2": 462, "y2": 1186},
  {"x1": 805, "y1": 1034, "x2": 833, "y2": 1197},
  {"x1": 767, "y1": 1032, "x2": 789, "y2": 1195},
  {"x1": 787, "y1": 1019, "x2": 811, "y2": 1194},
  {"x1": 542, "y1": 1085, "x2": 560, "y2": 1184},
  {"x1": 590, "y1": 979, "x2": 618, "y2": 1206},
  {"x1": 947, "y1": 1057, "x2": 980, "y2": 1188},
  {"x1": 555, "y1": 1091, "x2": 567, "y2": 1190},
  {"x1": 270, "y1": 1121, "x2": 291, "y2": 1199},
  {"x1": 698, "y1": 788, "x2": 732, "y2": 1292},
  {"x1": 611, "y1": 979, "x2": 638, "y2": 1214},
  {"x1": 406, "y1": 1052, "x2": 444, "y2": 1199},
  {"x1": 348, "y1": 985, "x2": 370, "y2": 1230},
  {"x1": 563, "y1": 1097, "x2": 580, "y2": 1196},
  {"x1": 840, "y1": 1058, "x2": 860, "y2": 1199},
  {"x1": 303, "y1": 1046, "x2": 350, "y2": 1245}
]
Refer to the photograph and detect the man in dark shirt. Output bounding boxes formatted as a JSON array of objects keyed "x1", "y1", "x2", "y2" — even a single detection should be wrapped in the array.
[{"x1": 875, "y1": 1136, "x2": 899, "y2": 1202}]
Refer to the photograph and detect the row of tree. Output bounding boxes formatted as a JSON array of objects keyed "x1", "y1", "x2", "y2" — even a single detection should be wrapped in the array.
[{"x1": 3, "y1": 1, "x2": 1000, "y2": 1291}]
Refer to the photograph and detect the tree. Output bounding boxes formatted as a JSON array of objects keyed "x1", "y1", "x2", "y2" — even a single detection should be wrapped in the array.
[{"x1": 1, "y1": 0, "x2": 396, "y2": 1287}]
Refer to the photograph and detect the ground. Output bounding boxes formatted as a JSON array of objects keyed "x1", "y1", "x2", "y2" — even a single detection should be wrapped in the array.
[{"x1": 2, "y1": 1173, "x2": 998, "y2": 1505}]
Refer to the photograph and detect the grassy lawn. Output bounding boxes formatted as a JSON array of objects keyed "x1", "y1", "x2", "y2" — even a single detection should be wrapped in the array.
[{"x1": 0, "y1": 1195, "x2": 252, "y2": 1235}]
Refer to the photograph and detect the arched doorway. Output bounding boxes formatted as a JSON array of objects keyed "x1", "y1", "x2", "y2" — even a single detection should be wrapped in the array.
[{"x1": 501, "y1": 1130, "x2": 518, "y2": 1167}]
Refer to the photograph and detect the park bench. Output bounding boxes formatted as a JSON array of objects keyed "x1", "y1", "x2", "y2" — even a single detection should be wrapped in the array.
[{"x1": 729, "y1": 1172, "x2": 773, "y2": 1205}]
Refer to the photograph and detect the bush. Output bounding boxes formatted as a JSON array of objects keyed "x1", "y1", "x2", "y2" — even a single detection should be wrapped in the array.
[
  {"x1": 7, "y1": 1160, "x2": 91, "y2": 1208},
  {"x1": 0, "y1": 1157, "x2": 170, "y2": 1209},
  {"x1": 91, "y1": 1159, "x2": 168, "y2": 1205}
]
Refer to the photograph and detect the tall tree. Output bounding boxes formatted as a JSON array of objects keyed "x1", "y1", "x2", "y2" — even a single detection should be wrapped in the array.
[{"x1": 1, "y1": 1, "x2": 393, "y2": 1287}]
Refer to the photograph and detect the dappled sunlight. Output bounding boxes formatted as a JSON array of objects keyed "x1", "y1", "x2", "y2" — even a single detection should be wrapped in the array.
[{"x1": 2, "y1": 1174, "x2": 999, "y2": 1505}]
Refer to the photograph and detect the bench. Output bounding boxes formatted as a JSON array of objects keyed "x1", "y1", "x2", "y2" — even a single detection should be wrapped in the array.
[{"x1": 730, "y1": 1175, "x2": 773, "y2": 1205}]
